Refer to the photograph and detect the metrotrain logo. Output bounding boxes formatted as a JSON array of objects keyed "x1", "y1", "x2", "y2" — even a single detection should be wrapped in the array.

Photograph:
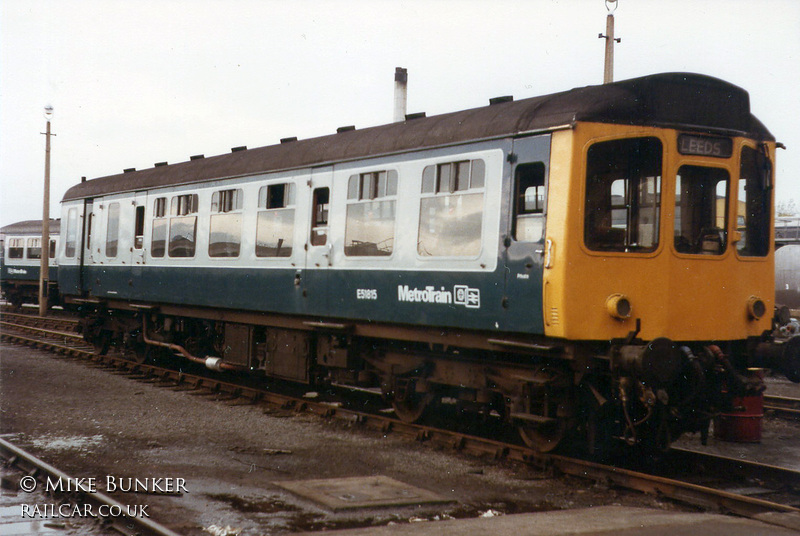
[{"x1": 397, "y1": 285, "x2": 481, "y2": 309}]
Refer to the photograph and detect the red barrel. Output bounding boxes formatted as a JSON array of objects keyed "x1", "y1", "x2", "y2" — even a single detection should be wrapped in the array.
[{"x1": 714, "y1": 369, "x2": 765, "y2": 443}]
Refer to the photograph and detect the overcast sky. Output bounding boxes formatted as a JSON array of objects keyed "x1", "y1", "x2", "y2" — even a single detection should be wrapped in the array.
[{"x1": 2, "y1": 0, "x2": 799, "y2": 227}]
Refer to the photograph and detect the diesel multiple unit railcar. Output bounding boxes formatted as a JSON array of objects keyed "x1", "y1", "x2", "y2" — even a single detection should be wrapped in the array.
[
  {"x1": 0, "y1": 220, "x2": 60, "y2": 309},
  {"x1": 56, "y1": 73, "x2": 800, "y2": 452}
]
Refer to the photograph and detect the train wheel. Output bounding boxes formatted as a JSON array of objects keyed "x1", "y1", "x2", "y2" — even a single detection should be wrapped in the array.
[
  {"x1": 128, "y1": 342, "x2": 149, "y2": 364},
  {"x1": 391, "y1": 391, "x2": 434, "y2": 423},
  {"x1": 92, "y1": 330, "x2": 112, "y2": 356},
  {"x1": 518, "y1": 419, "x2": 566, "y2": 452},
  {"x1": 8, "y1": 295, "x2": 22, "y2": 312}
]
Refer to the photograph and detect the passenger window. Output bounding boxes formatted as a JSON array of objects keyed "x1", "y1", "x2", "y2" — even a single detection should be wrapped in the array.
[
  {"x1": 310, "y1": 188, "x2": 329, "y2": 246},
  {"x1": 345, "y1": 170, "x2": 397, "y2": 256},
  {"x1": 513, "y1": 162, "x2": 546, "y2": 242},
  {"x1": 169, "y1": 194, "x2": 198, "y2": 258},
  {"x1": 209, "y1": 189, "x2": 243, "y2": 258},
  {"x1": 106, "y1": 202, "x2": 120, "y2": 258},
  {"x1": 86, "y1": 210, "x2": 93, "y2": 254},
  {"x1": 151, "y1": 197, "x2": 168, "y2": 258},
  {"x1": 49, "y1": 239, "x2": 57, "y2": 259},
  {"x1": 736, "y1": 146, "x2": 771, "y2": 257},
  {"x1": 417, "y1": 159, "x2": 485, "y2": 257},
  {"x1": 132, "y1": 205, "x2": 145, "y2": 250},
  {"x1": 26, "y1": 238, "x2": 42, "y2": 259},
  {"x1": 256, "y1": 183, "x2": 295, "y2": 257},
  {"x1": 674, "y1": 166, "x2": 729, "y2": 255},
  {"x1": 585, "y1": 138, "x2": 662, "y2": 252},
  {"x1": 8, "y1": 238, "x2": 24, "y2": 259},
  {"x1": 65, "y1": 208, "x2": 78, "y2": 258}
]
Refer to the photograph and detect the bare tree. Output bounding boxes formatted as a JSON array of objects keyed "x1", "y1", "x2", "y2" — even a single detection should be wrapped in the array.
[{"x1": 777, "y1": 199, "x2": 798, "y2": 217}]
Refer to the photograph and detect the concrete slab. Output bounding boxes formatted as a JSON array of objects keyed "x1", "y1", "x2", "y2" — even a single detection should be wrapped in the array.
[
  {"x1": 293, "y1": 506, "x2": 800, "y2": 536},
  {"x1": 274, "y1": 475, "x2": 451, "y2": 511},
  {"x1": 754, "y1": 511, "x2": 800, "y2": 532}
]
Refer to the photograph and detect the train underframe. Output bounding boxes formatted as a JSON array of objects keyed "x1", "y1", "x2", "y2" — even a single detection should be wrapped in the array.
[
  {"x1": 75, "y1": 299, "x2": 800, "y2": 454},
  {"x1": 1, "y1": 280, "x2": 60, "y2": 310}
]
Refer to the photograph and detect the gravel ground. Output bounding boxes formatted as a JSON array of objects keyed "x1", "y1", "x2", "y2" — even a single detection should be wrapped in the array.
[{"x1": 0, "y1": 342, "x2": 689, "y2": 535}]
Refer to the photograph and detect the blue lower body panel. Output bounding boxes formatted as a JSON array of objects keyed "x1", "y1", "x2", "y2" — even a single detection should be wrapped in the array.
[{"x1": 59, "y1": 264, "x2": 544, "y2": 335}]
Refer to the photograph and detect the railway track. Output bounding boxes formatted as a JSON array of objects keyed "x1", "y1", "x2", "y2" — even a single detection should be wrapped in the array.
[
  {"x1": 0, "y1": 436, "x2": 183, "y2": 536},
  {"x1": 2, "y1": 313, "x2": 800, "y2": 532},
  {"x1": 764, "y1": 394, "x2": 800, "y2": 420}
]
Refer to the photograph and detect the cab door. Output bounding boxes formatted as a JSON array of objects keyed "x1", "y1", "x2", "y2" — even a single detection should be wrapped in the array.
[{"x1": 502, "y1": 135, "x2": 551, "y2": 334}]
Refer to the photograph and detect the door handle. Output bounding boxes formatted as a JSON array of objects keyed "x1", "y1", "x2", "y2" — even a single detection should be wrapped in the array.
[
  {"x1": 323, "y1": 243, "x2": 332, "y2": 266},
  {"x1": 544, "y1": 239, "x2": 553, "y2": 269}
]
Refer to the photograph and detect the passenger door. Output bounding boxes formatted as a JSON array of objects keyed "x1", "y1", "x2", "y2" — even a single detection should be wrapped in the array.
[
  {"x1": 303, "y1": 166, "x2": 333, "y2": 314},
  {"x1": 502, "y1": 135, "x2": 551, "y2": 333},
  {"x1": 79, "y1": 199, "x2": 95, "y2": 295},
  {"x1": 131, "y1": 192, "x2": 147, "y2": 265}
]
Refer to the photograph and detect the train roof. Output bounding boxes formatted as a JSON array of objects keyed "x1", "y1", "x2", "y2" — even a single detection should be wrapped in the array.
[
  {"x1": 63, "y1": 72, "x2": 774, "y2": 202},
  {"x1": 0, "y1": 219, "x2": 60, "y2": 235}
]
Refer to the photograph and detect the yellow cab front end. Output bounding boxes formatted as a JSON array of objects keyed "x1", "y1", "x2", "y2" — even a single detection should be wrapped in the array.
[
  {"x1": 545, "y1": 122, "x2": 774, "y2": 345},
  {"x1": 541, "y1": 122, "x2": 798, "y2": 447}
]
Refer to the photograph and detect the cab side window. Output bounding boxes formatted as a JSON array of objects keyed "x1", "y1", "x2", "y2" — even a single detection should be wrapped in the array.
[{"x1": 513, "y1": 162, "x2": 546, "y2": 242}]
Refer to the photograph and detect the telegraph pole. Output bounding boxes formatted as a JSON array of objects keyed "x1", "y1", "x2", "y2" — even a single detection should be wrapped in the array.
[
  {"x1": 599, "y1": 0, "x2": 621, "y2": 84},
  {"x1": 39, "y1": 105, "x2": 54, "y2": 316}
]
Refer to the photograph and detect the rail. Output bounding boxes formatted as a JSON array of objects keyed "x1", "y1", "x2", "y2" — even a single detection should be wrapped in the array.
[
  {"x1": 0, "y1": 437, "x2": 183, "y2": 536},
  {"x1": 764, "y1": 394, "x2": 800, "y2": 420},
  {"x1": 3, "y1": 315, "x2": 800, "y2": 529}
]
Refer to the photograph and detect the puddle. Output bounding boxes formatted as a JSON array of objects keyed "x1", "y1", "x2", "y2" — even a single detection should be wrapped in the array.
[
  {"x1": 206, "y1": 493, "x2": 301, "y2": 514},
  {"x1": 284, "y1": 512, "x2": 381, "y2": 533},
  {"x1": 30, "y1": 434, "x2": 104, "y2": 453}
]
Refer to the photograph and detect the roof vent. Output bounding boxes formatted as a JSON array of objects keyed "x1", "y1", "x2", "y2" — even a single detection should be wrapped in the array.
[
  {"x1": 231, "y1": 146, "x2": 247, "y2": 152},
  {"x1": 280, "y1": 137, "x2": 298, "y2": 144},
  {"x1": 81, "y1": 176, "x2": 87, "y2": 183},
  {"x1": 405, "y1": 112, "x2": 426, "y2": 121},
  {"x1": 190, "y1": 154, "x2": 205, "y2": 161},
  {"x1": 490, "y1": 96, "x2": 514, "y2": 105},
  {"x1": 154, "y1": 161, "x2": 168, "y2": 167},
  {"x1": 337, "y1": 125, "x2": 356, "y2": 133},
  {"x1": 123, "y1": 168, "x2": 136, "y2": 173}
]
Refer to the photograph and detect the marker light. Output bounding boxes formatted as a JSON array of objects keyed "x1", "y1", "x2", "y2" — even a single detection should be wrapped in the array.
[
  {"x1": 747, "y1": 296, "x2": 766, "y2": 320},
  {"x1": 606, "y1": 294, "x2": 632, "y2": 320}
]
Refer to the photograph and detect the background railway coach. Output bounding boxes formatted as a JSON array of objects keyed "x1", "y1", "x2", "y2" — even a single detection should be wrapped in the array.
[
  {"x1": 0, "y1": 220, "x2": 60, "y2": 309},
  {"x1": 57, "y1": 73, "x2": 800, "y2": 452}
]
